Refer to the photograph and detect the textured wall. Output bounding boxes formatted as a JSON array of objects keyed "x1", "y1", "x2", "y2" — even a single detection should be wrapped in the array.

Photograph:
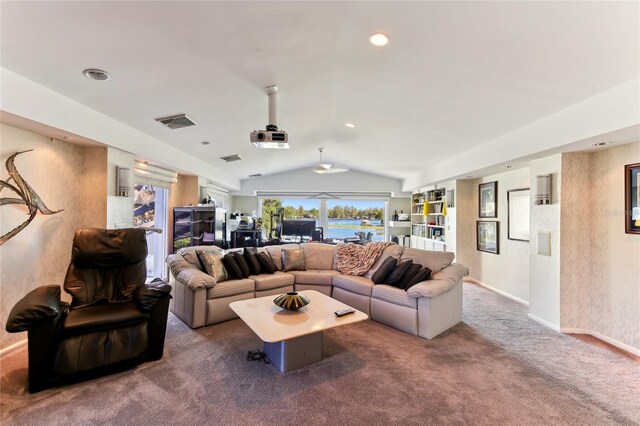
[
  {"x1": 455, "y1": 169, "x2": 531, "y2": 303},
  {"x1": 561, "y1": 143, "x2": 640, "y2": 349},
  {"x1": 529, "y1": 154, "x2": 562, "y2": 327},
  {"x1": 0, "y1": 124, "x2": 107, "y2": 350}
]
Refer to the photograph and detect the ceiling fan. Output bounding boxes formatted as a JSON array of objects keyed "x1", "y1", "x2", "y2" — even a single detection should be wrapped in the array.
[{"x1": 313, "y1": 147, "x2": 349, "y2": 174}]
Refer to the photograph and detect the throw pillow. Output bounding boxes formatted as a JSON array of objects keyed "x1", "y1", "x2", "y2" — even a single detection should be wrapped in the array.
[
  {"x1": 400, "y1": 263, "x2": 422, "y2": 289},
  {"x1": 282, "y1": 249, "x2": 306, "y2": 272},
  {"x1": 405, "y1": 267, "x2": 432, "y2": 290},
  {"x1": 257, "y1": 252, "x2": 278, "y2": 274},
  {"x1": 244, "y1": 247, "x2": 262, "y2": 275},
  {"x1": 223, "y1": 253, "x2": 243, "y2": 280},
  {"x1": 386, "y1": 260, "x2": 414, "y2": 287},
  {"x1": 371, "y1": 256, "x2": 398, "y2": 284},
  {"x1": 233, "y1": 252, "x2": 251, "y2": 278},
  {"x1": 196, "y1": 250, "x2": 229, "y2": 283}
]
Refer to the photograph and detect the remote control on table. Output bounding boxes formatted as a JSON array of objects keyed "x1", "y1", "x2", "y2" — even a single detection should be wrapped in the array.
[{"x1": 334, "y1": 309, "x2": 355, "y2": 317}]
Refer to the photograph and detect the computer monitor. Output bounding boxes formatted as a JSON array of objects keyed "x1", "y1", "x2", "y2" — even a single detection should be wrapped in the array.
[{"x1": 280, "y1": 219, "x2": 317, "y2": 242}]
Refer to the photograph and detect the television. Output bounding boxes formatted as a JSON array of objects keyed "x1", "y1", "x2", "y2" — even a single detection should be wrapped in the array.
[{"x1": 280, "y1": 219, "x2": 317, "y2": 242}]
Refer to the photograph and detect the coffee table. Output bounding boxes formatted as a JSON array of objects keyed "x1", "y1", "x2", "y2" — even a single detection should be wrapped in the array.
[{"x1": 229, "y1": 290, "x2": 368, "y2": 372}]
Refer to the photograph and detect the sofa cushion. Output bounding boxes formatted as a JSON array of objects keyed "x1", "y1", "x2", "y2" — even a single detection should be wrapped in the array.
[
  {"x1": 386, "y1": 260, "x2": 413, "y2": 287},
  {"x1": 243, "y1": 247, "x2": 262, "y2": 275},
  {"x1": 300, "y1": 243, "x2": 336, "y2": 270},
  {"x1": 282, "y1": 249, "x2": 306, "y2": 272},
  {"x1": 400, "y1": 263, "x2": 423, "y2": 289},
  {"x1": 364, "y1": 244, "x2": 405, "y2": 278},
  {"x1": 400, "y1": 248, "x2": 454, "y2": 274},
  {"x1": 233, "y1": 252, "x2": 251, "y2": 278},
  {"x1": 264, "y1": 244, "x2": 301, "y2": 271},
  {"x1": 406, "y1": 268, "x2": 432, "y2": 290},
  {"x1": 289, "y1": 270, "x2": 340, "y2": 286},
  {"x1": 371, "y1": 257, "x2": 397, "y2": 284},
  {"x1": 177, "y1": 245, "x2": 225, "y2": 269},
  {"x1": 331, "y1": 275, "x2": 374, "y2": 297},
  {"x1": 372, "y1": 285, "x2": 418, "y2": 309},
  {"x1": 197, "y1": 250, "x2": 228, "y2": 283},
  {"x1": 223, "y1": 254, "x2": 243, "y2": 280},
  {"x1": 206, "y1": 278, "x2": 255, "y2": 299},
  {"x1": 257, "y1": 252, "x2": 278, "y2": 274},
  {"x1": 250, "y1": 271, "x2": 295, "y2": 291}
]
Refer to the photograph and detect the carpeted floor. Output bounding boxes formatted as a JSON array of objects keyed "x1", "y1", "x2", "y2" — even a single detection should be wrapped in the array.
[{"x1": 1, "y1": 283, "x2": 638, "y2": 425}]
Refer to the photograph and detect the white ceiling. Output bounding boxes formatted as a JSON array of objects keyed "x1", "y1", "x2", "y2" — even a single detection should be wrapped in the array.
[{"x1": 1, "y1": 1, "x2": 638, "y2": 185}]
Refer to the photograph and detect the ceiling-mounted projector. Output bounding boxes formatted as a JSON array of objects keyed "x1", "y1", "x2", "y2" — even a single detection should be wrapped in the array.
[{"x1": 251, "y1": 85, "x2": 289, "y2": 149}]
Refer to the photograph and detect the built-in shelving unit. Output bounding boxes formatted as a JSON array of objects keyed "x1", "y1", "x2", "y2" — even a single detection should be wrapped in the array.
[{"x1": 410, "y1": 188, "x2": 447, "y2": 251}]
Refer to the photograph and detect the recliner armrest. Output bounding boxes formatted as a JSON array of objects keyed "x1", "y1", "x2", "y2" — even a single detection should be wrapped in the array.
[
  {"x1": 134, "y1": 278, "x2": 172, "y2": 312},
  {"x1": 6, "y1": 285, "x2": 65, "y2": 332},
  {"x1": 407, "y1": 263, "x2": 469, "y2": 298}
]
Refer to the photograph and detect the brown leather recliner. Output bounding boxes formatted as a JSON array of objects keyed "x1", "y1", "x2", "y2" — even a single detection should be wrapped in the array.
[{"x1": 6, "y1": 228, "x2": 172, "y2": 393}]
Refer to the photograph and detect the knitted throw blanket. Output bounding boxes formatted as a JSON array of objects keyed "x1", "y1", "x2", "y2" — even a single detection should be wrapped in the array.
[{"x1": 335, "y1": 242, "x2": 391, "y2": 276}]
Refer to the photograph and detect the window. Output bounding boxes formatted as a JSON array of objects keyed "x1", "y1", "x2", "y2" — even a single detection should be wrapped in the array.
[
  {"x1": 133, "y1": 184, "x2": 168, "y2": 280},
  {"x1": 260, "y1": 197, "x2": 386, "y2": 243},
  {"x1": 327, "y1": 200, "x2": 385, "y2": 242}
]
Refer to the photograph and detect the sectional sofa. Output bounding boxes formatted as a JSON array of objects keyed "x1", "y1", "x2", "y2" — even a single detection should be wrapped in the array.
[{"x1": 167, "y1": 243, "x2": 468, "y2": 340}]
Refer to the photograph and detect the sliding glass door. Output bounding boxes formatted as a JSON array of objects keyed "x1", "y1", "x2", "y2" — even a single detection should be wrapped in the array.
[{"x1": 134, "y1": 184, "x2": 169, "y2": 280}]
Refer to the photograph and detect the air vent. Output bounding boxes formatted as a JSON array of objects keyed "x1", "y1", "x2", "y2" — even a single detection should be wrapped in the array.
[
  {"x1": 220, "y1": 154, "x2": 242, "y2": 162},
  {"x1": 249, "y1": 173, "x2": 262, "y2": 178},
  {"x1": 155, "y1": 114, "x2": 197, "y2": 129}
]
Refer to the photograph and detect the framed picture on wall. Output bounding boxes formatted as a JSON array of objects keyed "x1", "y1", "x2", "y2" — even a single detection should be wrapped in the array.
[
  {"x1": 625, "y1": 163, "x2": 640, "y2": 235},
  {"x1": 508, "y1": 188, "x2": 530, "y2": 241},
  {"x1": 479, "y1": 181, "x2": 498, "y2": 218},
  {"x1": 477, "y1": 221, "x2": 499, "y2": 254}
]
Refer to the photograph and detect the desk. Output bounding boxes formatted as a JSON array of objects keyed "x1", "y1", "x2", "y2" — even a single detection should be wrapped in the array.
[{"x1": 230, "y1": 229, "x2": 263, "y2": 248}]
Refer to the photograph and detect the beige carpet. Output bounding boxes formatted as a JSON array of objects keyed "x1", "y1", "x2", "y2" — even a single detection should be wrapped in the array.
[{"x1": 1, "y1": 283, "x2": 639, "y2": 425}]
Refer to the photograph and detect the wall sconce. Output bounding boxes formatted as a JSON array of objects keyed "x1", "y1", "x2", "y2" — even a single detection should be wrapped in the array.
[
  {"x1": 535, "y1": 174, "x2": 551, "y2": 205},
  {"x1": 116, "y1": 166, "x2": 132, "y2": 197}
]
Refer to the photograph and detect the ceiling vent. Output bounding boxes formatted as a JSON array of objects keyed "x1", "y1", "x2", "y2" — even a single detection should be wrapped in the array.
[
  {"x1": 155, "y1": 114, "x2": 197, "y2": 129},
  {"x1": 249, "y1": 173, "x2": 262, "y2": 178},
  {"x1": 220, "y1": 154, "x2": 242, "y2": 162}
]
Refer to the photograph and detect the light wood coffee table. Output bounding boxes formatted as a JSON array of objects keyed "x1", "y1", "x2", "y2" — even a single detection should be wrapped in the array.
[{"x1": 229, "y1": 290, "x2": 368, "y2": 372}]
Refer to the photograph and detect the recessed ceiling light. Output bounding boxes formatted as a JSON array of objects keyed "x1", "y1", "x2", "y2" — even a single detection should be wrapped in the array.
[
  {"x1": 201, "y1": 141, "x2": 210, "y2": 145},
  {"x1": 369, "y1": 32, "x2": 389, "y2": 47},
  {"x1": 82, "y1": 68, "x2": 110, "y2": 81},
  {"x1": 345, "y1": 123, "x2": 356, "y2": 128},
  {"x1": 591, "y1": 142, "x2": 612, "y2": 147}
]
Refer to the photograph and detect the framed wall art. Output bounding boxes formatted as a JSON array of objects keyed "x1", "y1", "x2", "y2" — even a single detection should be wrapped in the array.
[
  {"x1": 477, "y1": 221, "x2": 499, "y2": 254},
  {"x1": 507, "y1": 188, "x2": 530, "y2": 241},
  {"x1": 625, "y1": 163, "x2": 640, "y2": 235},
  {"x1": 479, "y1": 181, "x2": 497, "y2": 218}
]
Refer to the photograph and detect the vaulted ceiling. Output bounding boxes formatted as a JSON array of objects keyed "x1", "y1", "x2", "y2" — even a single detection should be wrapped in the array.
[{"x1": 1, "y1": 1, "x2": 638, "y2": 189}]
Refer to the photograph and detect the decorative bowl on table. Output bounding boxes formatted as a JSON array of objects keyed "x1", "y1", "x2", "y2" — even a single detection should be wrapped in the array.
[{"x1": 274, "y1": 292, "x2": 310, "y2": 311}]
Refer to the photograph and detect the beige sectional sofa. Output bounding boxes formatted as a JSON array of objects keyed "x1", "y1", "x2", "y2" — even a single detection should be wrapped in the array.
[{"x1": 167, "y1": 243, "x2": 468, "y2": 340}]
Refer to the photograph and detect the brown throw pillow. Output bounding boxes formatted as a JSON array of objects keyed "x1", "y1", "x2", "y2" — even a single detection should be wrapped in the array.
[
  {"x1": 233, "y1": 252, "x2": 251, "y2": 278},
  {"x1": 386, "y1": 260, "x2": 413, "y2": 287},
  {"x1": 257, "y1": 252, "x2": 278, "y2": 274},
  {"x1": 400, "y1": 263, "x2": 422, "y2": 289},
  {"x1": 282, "y1": 249, "x2": 306, "y2": 272},
  {"x1": 244, "y1": 247, "x2": 262, "y2": 275},
  {"x1": 405, "y1": 267, "x2": 432, "y2": 290},
  {"x1": 197, "y1": 250, "x2": 229, "y2": 283},
  {"x1": 371, "y1": 257, "x2": 398, "y2": 284},
  {"x1": 223, "y1": 254, "x2": 243, "y2": 280}
]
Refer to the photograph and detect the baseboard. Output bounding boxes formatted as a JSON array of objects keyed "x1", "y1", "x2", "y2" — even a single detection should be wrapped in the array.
[
  {"x1": 464, "y1": 278, "x2": 529, "y2": 306},
  {"x1": 0, "y1": 339, "x2": 27, "y2": 358},
  {"x1": 527, "y1": 313, "x2": 561, "y2": 332},
  {"x1": 561, "y1": 327, "x2": 640, "y2": 357}
]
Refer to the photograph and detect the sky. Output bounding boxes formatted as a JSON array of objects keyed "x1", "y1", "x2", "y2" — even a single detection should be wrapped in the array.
[{"x1": 281, "y1": 199, "x2": 384, "y2": 210}]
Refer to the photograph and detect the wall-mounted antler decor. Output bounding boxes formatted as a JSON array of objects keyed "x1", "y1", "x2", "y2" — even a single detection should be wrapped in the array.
[{"x1": 0, "y1": 150, "x2": 64, "y2": 245}]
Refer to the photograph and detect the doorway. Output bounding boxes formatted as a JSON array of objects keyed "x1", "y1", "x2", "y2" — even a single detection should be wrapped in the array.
[{"x1": 133, "y1": 184, "x2": 169, "y2": 280}]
